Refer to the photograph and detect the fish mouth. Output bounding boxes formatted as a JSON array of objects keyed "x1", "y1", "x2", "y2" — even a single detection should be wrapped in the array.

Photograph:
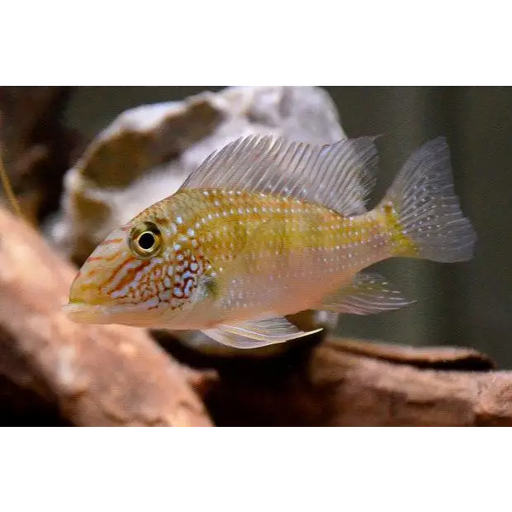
[{"x1": 62, "y1": 300, "x2": 166, "y2": 327}]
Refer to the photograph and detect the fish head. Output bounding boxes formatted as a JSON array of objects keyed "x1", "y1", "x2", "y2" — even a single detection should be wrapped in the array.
[{"x1": 63, "y1": 208, "x2": 203, "y2": 328}]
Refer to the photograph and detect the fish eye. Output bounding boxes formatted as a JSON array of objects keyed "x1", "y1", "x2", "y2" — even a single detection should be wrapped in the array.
[{"x1": 128, "y1": 221, "x2": 163, "y2": 259}]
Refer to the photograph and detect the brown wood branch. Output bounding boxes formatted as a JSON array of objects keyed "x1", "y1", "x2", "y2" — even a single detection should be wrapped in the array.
[
  {"x1": 0, "y1": 206, "x2": 212, "y2": 426},
  {"x1": 198, "y1": 337, "x2": 512, "y2": 426}
]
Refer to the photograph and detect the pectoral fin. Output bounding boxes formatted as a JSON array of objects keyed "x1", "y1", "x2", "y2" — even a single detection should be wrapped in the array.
[
  {"x1": 319, "y1": 272, "x2": 414, "y2": 315},
  {"x1": 202, "y1": 316, "x2": 322, "y2": 349}
]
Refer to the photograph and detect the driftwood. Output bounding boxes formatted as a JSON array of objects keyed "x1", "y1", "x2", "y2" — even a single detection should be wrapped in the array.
[
  {"x1": 194, "y1": 338, "x2": 512, "y2": 426},
  {"x1": 0, "y1": 206, "x2": 211, "y2": 426},
  {"x1": 0, "y1": 205, "x2": 511, "y2": 426}
]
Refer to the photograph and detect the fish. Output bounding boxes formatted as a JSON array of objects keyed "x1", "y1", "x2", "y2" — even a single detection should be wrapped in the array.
[{"x1": 63, "y1": 134, "x2": 477, "y2": 349}]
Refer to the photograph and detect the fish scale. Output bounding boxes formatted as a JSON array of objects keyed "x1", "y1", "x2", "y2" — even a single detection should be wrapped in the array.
[
  {"x1": 157, "y1": 188, "x2": 391, "y2": 321},
  {"x1": 170, "y1": 188, "x2": 387, "y2": 259}
]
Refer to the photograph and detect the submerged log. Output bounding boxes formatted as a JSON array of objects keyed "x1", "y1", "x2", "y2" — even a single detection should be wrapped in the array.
[
  {"x1": 189, "y1": 337, "x2": 512, "y2": 427},
  {"x1": 0, "y1": 206, "x2": 212, "y2": 426}
]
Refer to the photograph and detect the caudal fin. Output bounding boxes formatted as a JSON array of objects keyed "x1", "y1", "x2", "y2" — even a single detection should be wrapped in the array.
[{"x1": 379, "y1": 137, "x2": 476, "y2": 263}]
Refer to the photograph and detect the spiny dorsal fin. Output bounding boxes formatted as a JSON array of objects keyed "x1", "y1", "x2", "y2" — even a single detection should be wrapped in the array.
[{"x1": 180, "y1": 134, "x2": 379, "y2": 216}]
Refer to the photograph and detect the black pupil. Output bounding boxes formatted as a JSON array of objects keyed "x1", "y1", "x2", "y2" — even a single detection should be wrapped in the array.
[{"x1": 138, "y1": 232, "x2": 155, "y2": 250}]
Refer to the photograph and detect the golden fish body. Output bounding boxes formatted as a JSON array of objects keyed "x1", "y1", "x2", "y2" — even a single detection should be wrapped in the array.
[{"x1": 65, "y1": 135, "x2": 476, "y2": 349}]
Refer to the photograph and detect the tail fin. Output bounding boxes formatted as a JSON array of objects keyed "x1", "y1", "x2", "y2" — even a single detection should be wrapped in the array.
[{"x1": 379, "y1": 137, "x2": 476, "y2": 263}]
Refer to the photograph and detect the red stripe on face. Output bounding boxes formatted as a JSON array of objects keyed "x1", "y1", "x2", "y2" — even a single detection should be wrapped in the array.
[
  {"x1": 86, "y1": 256, "x2": 106, "y2": 263},
  {"x1": 102, "y1": 259, "x2": 150, "y2": 296},
  {"x1": 100, "y1": 238, "x2": 124, "y2": 246},
  {"x1": 87, "y1": 251, "x2": 120, "y2": 264},
  {"x1": 113, "y1": 261, "x2": 149, "y2": 294}
]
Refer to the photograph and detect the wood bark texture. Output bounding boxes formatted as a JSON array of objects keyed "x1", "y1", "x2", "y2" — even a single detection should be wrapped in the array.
[{"x1": 0, "y1": 207, "x2": 212, "y2": 426}]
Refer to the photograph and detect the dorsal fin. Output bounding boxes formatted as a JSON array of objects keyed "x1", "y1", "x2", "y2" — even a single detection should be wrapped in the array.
[{"x1": 179, "y1": 134, "x2": 379, "y2": 215}]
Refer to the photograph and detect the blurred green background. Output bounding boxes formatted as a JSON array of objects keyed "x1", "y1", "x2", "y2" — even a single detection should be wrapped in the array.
[{"x1": 65, "y1": 87, "x2": 511, "y2": 366}]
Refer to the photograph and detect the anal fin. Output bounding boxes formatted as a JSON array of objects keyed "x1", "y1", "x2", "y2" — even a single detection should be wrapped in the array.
[
  {"x1": 319, "y1": 272, "x2": 414, "y2": 315},
  {"x1": 203, "y1": 316, "x2": 322, "y2": 350}
]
